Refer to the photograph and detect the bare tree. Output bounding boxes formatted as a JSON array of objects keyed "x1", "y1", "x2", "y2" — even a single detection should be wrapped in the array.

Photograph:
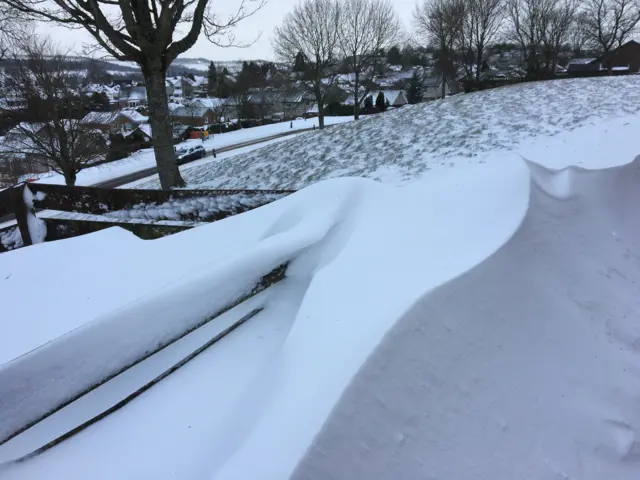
[
  {"x1": 0, "y1": 4, "x2": 25, "y2": 60},
  {"x1": 413, "y1": 0, "x2": 465, "y2": 99},
  {"x1": 506, "y1": 0, "x2": 548, "y2": 77},
  {"x1": 273, "y1": 0, "x2": 341, "y2": 129},
  {"x1": 507, "y1": 0, "x2": 576, "y2": 78},
  {"x1": 338, "y1": 0, "x2": 401, "y2": 120},
  {"x1": 581, "y1": 0, "x2": 640, "y2": 56},
  {"x1": 540, "y1": 0, "x2": 578, "y2": 75},
  {"x1": 459, "y1": 0, "x2": 505, "y2": 84},
  {"x1": 0, "y1": 0, "x2": 265, "y2": 189},
  {"x1": 569, "y1": 11, "x2": 591, "y2": 54},
  {"x1": 0, "y1": 39, "x2": 110, "y2": 186}
]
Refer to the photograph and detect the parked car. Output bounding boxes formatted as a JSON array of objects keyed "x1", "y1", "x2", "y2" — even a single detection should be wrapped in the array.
[{"x1": 176, "y1": 144, "x2": 206, "y2": 164}]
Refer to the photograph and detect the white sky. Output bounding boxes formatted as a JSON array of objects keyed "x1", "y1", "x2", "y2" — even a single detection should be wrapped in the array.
[{"x1": 38, "y1": 0, "x2": 417, "y2": 62}]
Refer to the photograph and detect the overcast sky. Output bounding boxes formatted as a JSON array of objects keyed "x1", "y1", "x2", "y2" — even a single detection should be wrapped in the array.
[{"x1": 38, "y1": 0, "x2": 417, "y2": 62}]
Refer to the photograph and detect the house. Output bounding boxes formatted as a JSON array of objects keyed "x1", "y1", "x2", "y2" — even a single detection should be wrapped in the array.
[
  {"x1": 80, "y1": 109, "x2": 148, "y2": 134},
  {"x1": 282, "y1": 91, "x2": 316, "y2": 118},
  {"x1": 118, "y1": 82, "x2": 175, "y2": 108},
  {"x1": 118, "y1": 86, "x2": 147, "y2": 108},
  {"x1": 124, "y1": 123, "x2": 187, "y2": 144},
  {"x1": 188, "y1": 98, "x2": 229, "y2": 120},
  {"x1": 247, "y1": 90, "x2": 285, "y2": 118},
  {"x1": 171, "y1": 106, "x2": 218, "y2": 126},
  {"x1": 422, "y1": 76, "x2": 451, "y2": 100},
  {"x1": 181, "y1": 76, "x2": 207, "y2": 99},
  {"x1": 597, "y1": 40, "x2": 640, "y2": 73}
]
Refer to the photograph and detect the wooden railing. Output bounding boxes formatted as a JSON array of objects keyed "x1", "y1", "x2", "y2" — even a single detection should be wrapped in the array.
[{"x1": 0, "y1": 183, "x2": 295, "y2": 252}]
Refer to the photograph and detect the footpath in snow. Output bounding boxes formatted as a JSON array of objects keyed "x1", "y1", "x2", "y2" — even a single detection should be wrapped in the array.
[{"x1": 0, "y1": 76, "x2": 639, "y2": 480}]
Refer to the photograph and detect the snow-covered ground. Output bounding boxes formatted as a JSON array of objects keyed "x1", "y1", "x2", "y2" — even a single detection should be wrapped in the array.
[
  {"x1": 32, "y1": 117, "x2": 352, "y2": 187},
  {"x1": 135, "y1": 76, "x2": 640, "y2": 189},
  {"x1": 1, "y1": 76, "x2": 640, "y2": 480}
]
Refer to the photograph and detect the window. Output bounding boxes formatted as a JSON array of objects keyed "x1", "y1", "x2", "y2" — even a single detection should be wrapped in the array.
[{"x1": 204, "y1": 116, "x2": 209, "y2": 124}]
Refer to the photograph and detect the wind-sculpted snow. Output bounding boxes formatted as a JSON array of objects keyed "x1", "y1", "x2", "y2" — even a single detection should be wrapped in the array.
[{"x1": 290, "y1": 157, "x2": 640, "y2": 480}]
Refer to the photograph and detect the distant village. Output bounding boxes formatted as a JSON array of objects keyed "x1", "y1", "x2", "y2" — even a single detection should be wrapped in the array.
[{"x1": 2, "y1": 38, "x2": 640, "y2": 186}]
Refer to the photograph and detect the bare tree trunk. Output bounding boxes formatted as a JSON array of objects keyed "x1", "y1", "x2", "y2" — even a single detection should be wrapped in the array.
[
  {"x1": 353, "y1": 64, "x2": 360, "y2": 120},
  {"x1": 441, "y1": 73, "x2": 446, "y2": 99},
  {"x1": 145, "y1": 69, "x2": 185, "y2": 189},
  {"x1": 475, "y1": 44, "x2": 484, "y2": 84},
  {"x1": 317, "y1": 97, "x2": 326, "y2": 129},
  {"x1": 63, "y1": 170, "x2": 76, "y2": 187}
]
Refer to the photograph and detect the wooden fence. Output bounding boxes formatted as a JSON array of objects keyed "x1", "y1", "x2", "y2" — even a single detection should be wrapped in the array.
[{"x1": 0, "y1": 183, "x2": 295, "y2": 253}]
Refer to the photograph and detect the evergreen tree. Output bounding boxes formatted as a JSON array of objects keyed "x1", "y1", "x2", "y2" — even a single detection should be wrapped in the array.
[
  {"x1": 407, "y1": 70, "x2": 423, "y2": 104},
  {"x1": 294, "y1": 51, "x2": 306, "y2": 71},
  {"x1": 364, "y1": 94, "x2": 374, "y2": 112},
  {"x1": 217, "y1": 67, "x2": 231, "y2": 98},
  {"x1": 375, "y1": 91, "x2": 387, "y2": 111},
  {"x1": 387, "y1": 45, "x2": 402, "y2": 65},
  {"x1": 207, "y1": 61, "x2": 218, "y2": 96},
  {"x1": 89, "y1": 91, "x2": 110, "y2": 111}
]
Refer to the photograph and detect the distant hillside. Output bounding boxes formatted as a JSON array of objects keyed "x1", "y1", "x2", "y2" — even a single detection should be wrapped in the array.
[{"x1": 102, "y1": 58, "x2": 274, "y2": 78}]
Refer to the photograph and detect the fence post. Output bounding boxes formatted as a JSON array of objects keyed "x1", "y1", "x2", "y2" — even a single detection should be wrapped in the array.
[{"x1": 12, "y1": 184, "x2": 32, "y2": 247}]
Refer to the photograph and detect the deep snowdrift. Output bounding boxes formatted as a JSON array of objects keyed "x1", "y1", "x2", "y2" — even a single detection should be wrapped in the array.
[
  {"x1": 0, "y1": 157, "x2": 530, "y2": 479},
  {"x1": 291, "y1": 158, "x2": 640, "y2": 480}
]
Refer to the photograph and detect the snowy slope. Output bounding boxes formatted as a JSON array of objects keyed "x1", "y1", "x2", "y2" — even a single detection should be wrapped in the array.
[
  {"x1": 134, "y1": 76, "x2": 640, "y2": 189},
  {"x1": 1, "y1": 76, "x2": 640, "y2": 480}
]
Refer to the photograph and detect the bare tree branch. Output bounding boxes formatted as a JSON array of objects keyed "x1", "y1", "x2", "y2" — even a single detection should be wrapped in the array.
[
  {"x1": 414, "y1": 0, "x2": 465, "y2": 98},
  {"x1": 338, "y1": 0, "x2": 401, "y2": 120},
  {"x1": 0, "y1": 38, "x2": 110, "y2": 186},
  {"x1": 273, "y1": 0, "x2": 341, "y2": 129},
  {"x1": 581, "y1": 0, "x2": 640, "y2": 54}
]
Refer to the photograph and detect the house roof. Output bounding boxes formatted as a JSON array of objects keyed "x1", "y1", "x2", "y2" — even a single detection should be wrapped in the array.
[
  {"x1": 190, "y1": 98, "x2": 226, "y2": 109},
  {"x1": 422, "y1": 76, "x2": 442, "y2": 88},
  {"x1": 80, "y1": 108, "x2": 147, "y2": 125},
  {"x1": 171, "y1": 106, "x2": 212, "y2": 118},
  {"x1": 81, "y1": 111, "x2": 119, "y2": 125},
  {"x1": 7, "y1": 122, "x2": 46, "y2": 137},
  {"x1": 567, "y1": 57, "x2": 597, "y2": 65}
]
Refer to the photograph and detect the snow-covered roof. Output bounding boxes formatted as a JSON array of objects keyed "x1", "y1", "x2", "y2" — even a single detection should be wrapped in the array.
[
  {"x1": 190, "y1": 98, "x2": 226, "y2": 109},
  {"x1": 81, "y1": 109, "x2": 147, "y2": 125},
  {"x1": 171, "y1": 106, "x2": 212, "y2": 117},
  {"x1": 81, "y1": 111, "x2": 119, "y2": 125},
  {"x1": 612, "y1": 65, "x2": 630, "y2": 71},
  {"x1": 568, "y1": 57, "x2": 597, "y2": 65},
  {"x1": 7, "y1": 122, "x2": 46, "y2": 136}
]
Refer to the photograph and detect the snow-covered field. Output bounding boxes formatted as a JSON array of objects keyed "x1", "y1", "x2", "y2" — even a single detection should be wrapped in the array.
[
  {"x1": 33, "y1": 117, "x2": 352, "y2": 187},
  {"x1": 135, "y1": 76, "x2": 640, "y2": 189},
  {"x1": 1, "y1": 76, "x2": 640, "y2": 480}
]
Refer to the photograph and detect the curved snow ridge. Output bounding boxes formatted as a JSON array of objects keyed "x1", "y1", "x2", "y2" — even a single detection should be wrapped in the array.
[
  {"x1": 0, "y1": 179, "x2": 364, "y2": 447},
  {"x1": 288, "y1": 156, "x2": 640, "y2": 480},
  {"x1": 209, "y1": 156, "x2": 534, "y2": 480}
]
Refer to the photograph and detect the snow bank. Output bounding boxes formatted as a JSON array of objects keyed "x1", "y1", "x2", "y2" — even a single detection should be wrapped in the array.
[
  {"x1": 0, "y1": 157, "x2": 531, "y2": 479},
  {"x1": 0, "y1": 180, "x2": 354, "y2": 445},
  {"x1": 291, "y1": 157, "x2": 640, "y2": 480}
]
